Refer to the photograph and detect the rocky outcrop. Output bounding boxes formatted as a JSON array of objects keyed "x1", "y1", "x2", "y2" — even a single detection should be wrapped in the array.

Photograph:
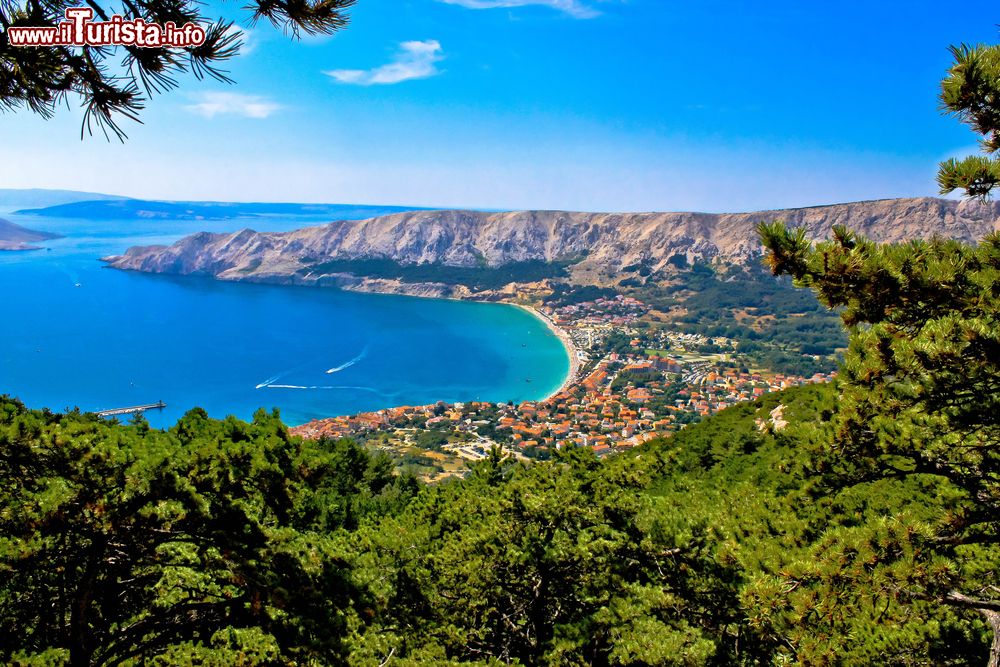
[
  {"x1": 0, "y1": 218, "x2": 61, "y2": 251},
  {"x1": 103, "y1": 197, "x2": 1000, "y2": 287}
]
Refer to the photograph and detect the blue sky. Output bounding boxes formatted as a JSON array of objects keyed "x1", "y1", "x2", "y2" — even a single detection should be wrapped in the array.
[{"x1": 2, "y1": 0, "x2": 997, "y2": 211}]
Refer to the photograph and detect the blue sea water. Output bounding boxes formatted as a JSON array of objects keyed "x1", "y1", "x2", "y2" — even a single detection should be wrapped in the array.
[{"x1": 0, "y1": 207, "x2": 569, "y2": 428}]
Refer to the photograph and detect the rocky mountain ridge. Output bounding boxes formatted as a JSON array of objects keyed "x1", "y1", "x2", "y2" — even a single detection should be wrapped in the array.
[{"x1": 103, "y1": 197, "x2": 1000, "y2": 294}]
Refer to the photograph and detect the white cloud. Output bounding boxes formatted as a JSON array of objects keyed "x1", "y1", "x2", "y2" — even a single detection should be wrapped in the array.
[
  {"x1": 183, "y1": 92, "x2": 281, "y2": 119},
  {"x1": 437, "y1": 0, "x2": 599, "y2": 18},
  {"x1": 226, "y1": 26, "x2": 256, "y2": 57},
  {"x1": 325, "y1": 40, "x2": 443, "y2": 86}
]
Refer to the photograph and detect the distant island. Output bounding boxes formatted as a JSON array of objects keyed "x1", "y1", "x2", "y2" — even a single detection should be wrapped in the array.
[
  {"x1": 0, "y1": 187, "x2": 124, "y2": 209},
  {"x1": 18, "y1": 198, "x2": 432, "y2": 222},
  {"x1": 0, "y1": 218, "x2": 61, "y2": 251}
]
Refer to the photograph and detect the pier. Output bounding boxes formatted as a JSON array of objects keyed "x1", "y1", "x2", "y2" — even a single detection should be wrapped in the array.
[{"x1": 95, "y1": 401, "x2": 167, "y2": 418}]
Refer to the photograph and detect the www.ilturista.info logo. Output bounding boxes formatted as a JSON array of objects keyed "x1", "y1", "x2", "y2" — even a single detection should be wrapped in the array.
[{"x1": 6, "y1": 7, "x2": 206, "y2": 47}]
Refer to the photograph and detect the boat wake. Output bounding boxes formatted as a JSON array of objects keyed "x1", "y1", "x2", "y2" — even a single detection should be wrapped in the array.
[
  {"x1": 260, "y1": 383, "x2": 386, "y2": 396},
  {"x1": 265, "y1": 384, "x2": 325, "y2": 390},
  {"x1": 254, "y1": 345, "x2": 372, "y2": 391},
  {"x1": 255, "y1": 375, "x2": 280, "y2": 390},
  {"x1": 326, "y1": 345, "x2": 369, "y2": 374}
]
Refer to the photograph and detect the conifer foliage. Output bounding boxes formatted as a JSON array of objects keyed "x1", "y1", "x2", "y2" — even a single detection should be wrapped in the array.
[
  {"x1": 758, "y1": 221, "x2": 1000, "y2": 666},
  {"x1": 939, "y1": 37, "x2": 1000, "y2": 198},
  {"x1": 0, "y1": 399, "x2": 416, "y2": 665},
  {"x1": 0, "y1": 0, "x2": 355, "y2": 139},
  {"x1": 745, "y1": 22, "x2": 1000, "y2": 667},
  {"x1": 758, "y1": 31, "x2": 1000, "y2": 661}
]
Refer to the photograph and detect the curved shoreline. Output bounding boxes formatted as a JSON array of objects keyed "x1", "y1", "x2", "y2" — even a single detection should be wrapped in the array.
[{"x1": 512, "y1": 303, "x2": 580, "y2": 402}]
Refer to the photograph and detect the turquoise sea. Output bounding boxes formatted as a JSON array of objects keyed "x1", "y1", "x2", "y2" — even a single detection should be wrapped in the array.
[{"x1": 0, "y1": 206, "x2": 569, "y2": 428}]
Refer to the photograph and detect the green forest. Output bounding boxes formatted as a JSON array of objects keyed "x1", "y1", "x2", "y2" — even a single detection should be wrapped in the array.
[
  {"x1": 303, "y1": 258, "x2": 573, "y2": 291},
  {"x1": 632, "y1": 264, "x2": 847, "y2": 376}
]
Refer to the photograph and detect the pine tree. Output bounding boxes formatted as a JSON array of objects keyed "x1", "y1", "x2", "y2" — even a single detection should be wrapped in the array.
[
  {"x1": 0, "y1": 399, "x2": 416, "y2": 666},
  {"x1": 759, "y1": 22, "x2": 1000, "y2": 667},
  {"x1": 758, "y1": 31, "x2": 1000, "y2": 661},
  {"x1": 938, "y1": 37, "x2": 1000, "y2": 199},
  {"x1": 0, "y1": 0, "x2": 355, "y2": 139},
  {"x1": 757, "y1": 223, "x2": 1000, "y2": 664}
]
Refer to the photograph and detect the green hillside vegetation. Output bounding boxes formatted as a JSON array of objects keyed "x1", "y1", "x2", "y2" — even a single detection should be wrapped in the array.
[
  {"x1": 304, "y1": 258, "x2": 573, "y2": 291},
  {"x1": 633, "y1": 264, "x2": 846, "y2": 375},
  {"x1": 544, "y1": 284, "x2": 618, "y2": 306},
  {"x1": 0, "y1": 402, "x2": 421, "y2": 665}
]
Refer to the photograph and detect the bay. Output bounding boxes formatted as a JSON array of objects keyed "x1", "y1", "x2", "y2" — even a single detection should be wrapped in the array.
[{"x1": 0, "y1": 207, "x2": 569, "y2": 428}]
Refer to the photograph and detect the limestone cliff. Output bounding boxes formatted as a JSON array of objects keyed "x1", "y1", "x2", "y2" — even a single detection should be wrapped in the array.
[{"x1": 103, "y1": 197, "x2": 1000, "y2": 289}]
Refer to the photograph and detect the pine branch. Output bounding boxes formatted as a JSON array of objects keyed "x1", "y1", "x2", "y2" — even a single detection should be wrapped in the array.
[{"x1": 0, "y1": 0, "x2": 356, "y2": 139}]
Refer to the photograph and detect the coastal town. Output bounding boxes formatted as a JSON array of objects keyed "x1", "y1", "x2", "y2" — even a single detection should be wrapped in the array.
[{"x1": 291, "y1": 292, "x2": 837, "y2": 479}]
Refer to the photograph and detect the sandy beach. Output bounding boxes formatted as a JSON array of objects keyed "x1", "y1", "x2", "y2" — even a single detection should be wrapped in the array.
[{"x1": 513, "y1": 303, "x2": 581, "y2": 401}]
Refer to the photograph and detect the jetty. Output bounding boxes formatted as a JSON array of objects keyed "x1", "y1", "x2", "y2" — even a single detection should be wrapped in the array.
[{"x1": 95, "y1": 401, "x2": 167, "y2": 418}]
